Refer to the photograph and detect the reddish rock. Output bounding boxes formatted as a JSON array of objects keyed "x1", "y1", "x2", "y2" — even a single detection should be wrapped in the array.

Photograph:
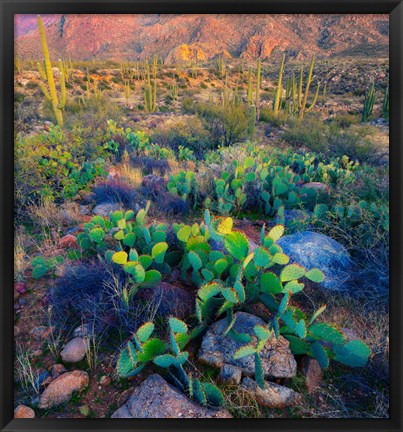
[
  {"x1": 38, "y1": 370, "x2": 89, "y2": 409},
  {"x1": 14, "y1": 405, "x2": 35, "y2": 418},
  {"x1": 300, "y1": 356, "x2": 323, "y2": 394},
  {"x1": 59, "y1": 234, "x2": 78, "y2": 249}
]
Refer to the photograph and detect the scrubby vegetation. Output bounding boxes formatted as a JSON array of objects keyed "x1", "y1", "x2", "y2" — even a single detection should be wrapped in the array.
[{"x1": 13, "y1": 15, "x2": 389, "y2": 420}]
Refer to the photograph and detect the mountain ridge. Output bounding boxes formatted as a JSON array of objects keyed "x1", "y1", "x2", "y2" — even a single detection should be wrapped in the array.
[{"x1": 15, "y1": 14, "x2": 389, "y2": 62}]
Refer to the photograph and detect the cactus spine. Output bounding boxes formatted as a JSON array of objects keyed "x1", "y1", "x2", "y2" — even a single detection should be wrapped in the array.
[
  {"x1": 273, "y1": 54, "x2": 285, "y2": 116},
  {"x1": 37, "y1": 15, "x2": 66, "y2": 126},
  {"x1": 298, "y1": 54, "x2": 320, "y2": 120},
  {"x1": 255, "y1": 58, "x2": 261, "y2": 122},
  {"x1": 362, "y1": 83, "x2": 375, "y2": 122}
]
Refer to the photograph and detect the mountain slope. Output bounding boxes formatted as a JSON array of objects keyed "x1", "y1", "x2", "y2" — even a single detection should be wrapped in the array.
[{"x1": 15, "y1": 14, "x2": 389, "y2": 62}]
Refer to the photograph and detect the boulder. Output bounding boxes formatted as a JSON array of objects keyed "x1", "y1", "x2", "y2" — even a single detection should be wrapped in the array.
[
  {"x1": 14, "y1": 405, "x2": 35, "y2": 418},
  {"x1": 60, "y1": 337, "x2": 89, "y2": 363},
  {"x1": 138, "y1": 282, "x2": 194, "y2": 319},
  {"x1": 38, "y1": 370, "x2": 89, "y2": 409},
  {"x1": 300, "y1": 182, "x2": 330, "y2": 196},
  {"x1": 242, "y1": 377, "x2": 301, "y2": 408},
  {"x1": 277, "y1": 231, "x2": 351, "y2": 290},
  {"x1": 92, "y1": 201, "x2": 121, "y2": 217},
  {"x1": 198, "y1": 312, "x2": 297, "y2": 379},
  {"x1": 111, "y1": 374, "x2": 232, "y2": 418}
]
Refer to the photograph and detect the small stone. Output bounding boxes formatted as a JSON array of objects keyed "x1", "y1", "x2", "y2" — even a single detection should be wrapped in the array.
[
  {"x1": 341, "y1": 327, "x2": 359, "y2": 341},
  {"x1": 79, "y1": 205, "x2": 91, "y2": 216},
  {"x1": 79, "y1": 405, "x2": 91, "y2": 417},
  {"x1": 300, "y1": 356, "x2": 323, "y2": 394},
  {"x1": 92, "y1": 201, "x2": 121, "y2": 217},
  {"x1": 32, "y1": 350, "x2": 43, "y2": 358},
  {"x1": 59, "y1": 234, "x2": 78, "y2": 249},
  {"x1": 50, "y1": 364, "x2": 68, "y2": 379},
  {"x1": 38, "y1": 370, "x2": 89, "y2": 409},
  {"x1": 73, "y1": 324, "x2": 96, "y2": 339},
  {"x1": 60, "y1": 337, "x2": 89, "y2": 363},
  {"x1": 14, "y1": 405, "x2": 35, "y2": 418},
  {"x1": 242, "y1": 377, "x2": 301, "y2": 408},
  {"x1": 218, "y1": 364, "x2": 242, "y2": 385},
  {"x1": 100, "y1": 375, "x2": 111, "y2": 386}
]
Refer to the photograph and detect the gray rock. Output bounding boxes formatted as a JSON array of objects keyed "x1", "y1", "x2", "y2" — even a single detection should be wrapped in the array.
[
  {"x1": 111, "y1": 374, "x2": 232, "y2": 418},
  {"x1": 242, "y1": 377, "x2": 301, "y2": 408},
  {"x1": 138, "y1": 282, "x2": 194, "y2": 319},
  {"x1": 198, "y1": 312, "x2": 297, "y2": 379},
  {"x1": 92, "y1": 201, "x2": 121, "y2": 217},
  {"x1": 60, "y1": 337, "x2": 89, "y2": 363},
  {"x1": 218, "y1": 364, "x2": 242, "y2": 385},
  {"x1": 38, "y1": 370, "x2": 89, "y2": 409},
  {"x1": 73, "y1": 324, "x2": 96, "y2": 339},
  {"x1": 277, "y1": 231, "x2": 351, "y2": 290},
  {"x1": 79, "y1": 205, "x2": 91, "y2": 216}
]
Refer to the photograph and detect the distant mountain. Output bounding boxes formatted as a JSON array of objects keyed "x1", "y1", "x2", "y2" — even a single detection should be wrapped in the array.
[{"x1": 14, "y1": 14, "x2": 389, "y2": 62}]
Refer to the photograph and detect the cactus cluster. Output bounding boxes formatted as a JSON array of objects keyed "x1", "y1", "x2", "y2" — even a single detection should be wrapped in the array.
[
  {"x1": 362, "y1": 83, "x2": 375, "y2": 122},
  {"x1": 117, "y1": 317, "x2": 224, "y2": 407}
]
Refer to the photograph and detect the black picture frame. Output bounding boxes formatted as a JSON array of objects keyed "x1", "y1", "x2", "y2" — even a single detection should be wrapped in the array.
[{"x1": 1, "y1": 1, "x2": 402, "y2": 431}]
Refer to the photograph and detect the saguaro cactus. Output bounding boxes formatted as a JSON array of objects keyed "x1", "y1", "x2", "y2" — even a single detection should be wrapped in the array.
[
  {"x1": 362, "y1": 83, "x2": 375, "y2": 122},
  {"x1": 247, "y1": 67, "x2": 253, "y2": 105},
  {"x1": 298, "y1": 54, "x2": 320, "y2": 120},
  {"x1": 37, "y1": 15, "x2": 66, "y2": 126},
  {"x1": 255, "y1": 58, "x2": 261, "y2": 122},
  {"x1": 273, "y1": 54, "x2": 285, "y2": 116}
]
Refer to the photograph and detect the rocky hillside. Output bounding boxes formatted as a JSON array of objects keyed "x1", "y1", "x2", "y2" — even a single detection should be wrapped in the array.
[{"x1": 15, "y1": 14, "x2": 388, "y2": 62}]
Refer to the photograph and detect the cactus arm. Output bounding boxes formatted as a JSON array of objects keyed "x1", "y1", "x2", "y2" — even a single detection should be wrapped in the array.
[
  {"x1": 273, "y1": 54, "x2": 285, "y2": 116},
  {"x1": 255, "y1": 58, "x2": 261, "y2": 122},
  {"x1": 247, "y1": 67, "x2": 253, "y2": 105},
  {"x1": 39, "y1": 82, "x2": 51, "y2": 101},
  {"x1": 305, "y1": 83, "x2": 320, "y2": 113},
  {"x1": 298, "y1": 55, "x2": 315, "y2": 120},
  {"x1": 298, "y1": 65, "x2": 303, "y2": 109},
  {"x1": 37, "y1": 61, "x2": 47, "y2": 80}
]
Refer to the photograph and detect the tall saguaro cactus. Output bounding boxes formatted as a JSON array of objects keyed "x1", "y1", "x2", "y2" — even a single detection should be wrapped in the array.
[
  {"x1": 273, "y1": 54, "x2": 285, "y2": 116},
  {"x1": 37, "y1": 15, "x2": 66, "y2": 126},
  {"x1": 255, "y1": 58, "x2": 261, "y2": 122},
  {"x1": 298, "y1": 54, "x2": 320, "y2": 121}
]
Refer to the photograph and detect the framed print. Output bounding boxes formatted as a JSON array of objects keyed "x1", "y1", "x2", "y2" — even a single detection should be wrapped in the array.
[{"x1": 1, "y1": 0, "x2": 402, "y2": 431}]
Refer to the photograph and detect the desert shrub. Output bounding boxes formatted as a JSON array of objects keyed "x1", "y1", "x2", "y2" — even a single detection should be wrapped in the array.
[
  {"x1": 151, "y1": 117, "x2": 211, "y2": 158},
  {"x1": 91, "y1": 179, "x2": 139, "y2": 209},
  {"x1": 196, "y1": 102, "x2": 250, "y2": 147},
  {"x1": 130, "y1": 156, "x2": 170, "y2": 176},
  {"x1": 283, "y1": 119, "x2": 377, "y2": 163}
]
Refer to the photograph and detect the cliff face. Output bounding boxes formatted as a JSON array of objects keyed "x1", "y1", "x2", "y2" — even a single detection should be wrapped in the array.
[{"x1": 15, "y1": 14, "x2": 389, "y2": 62}]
